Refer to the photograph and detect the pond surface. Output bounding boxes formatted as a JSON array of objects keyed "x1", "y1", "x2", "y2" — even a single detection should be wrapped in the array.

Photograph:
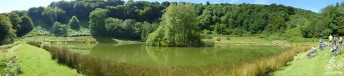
[{"x1": 69, "y1": 43, "x2": 290, "y2": 67}]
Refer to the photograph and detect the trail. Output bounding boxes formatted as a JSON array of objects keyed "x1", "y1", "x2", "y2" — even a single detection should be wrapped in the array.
[
  {"x1": 13, "y1": 43, "x2": 80, "y2": 76},
  {"x1": 272, "y1": 47, "x2": 344, "y2": 76}
]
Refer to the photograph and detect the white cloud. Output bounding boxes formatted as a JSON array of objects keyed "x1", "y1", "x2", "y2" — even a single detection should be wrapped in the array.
[{"x1": 254, "y1": 0, "x2": 269, "y2": 4}]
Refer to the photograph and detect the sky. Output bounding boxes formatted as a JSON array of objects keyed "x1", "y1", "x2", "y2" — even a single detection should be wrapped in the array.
[{"x1": 0, "y1": 0, "x2": 343, "y2": 13}]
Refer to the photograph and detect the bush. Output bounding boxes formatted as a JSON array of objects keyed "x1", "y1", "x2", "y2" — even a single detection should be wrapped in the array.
[
  {"x1": 216, "y1": 38, "x2": 221, "y2": 42},
  {"x1": 68, "y1": 16, "x2": 80, "y2": 30},
  {"x1": 0, "y1": 58, "x2": 22, "y2": 75},
  {"x1": 27, "y1": 41, "x2": 42, "y2": 47},
  {"x1": 226, "y1": 37, "x2": 230, "y2": 40},
  {"x1": 53, "y1": 22, "x2": 68, "y2": 36}
]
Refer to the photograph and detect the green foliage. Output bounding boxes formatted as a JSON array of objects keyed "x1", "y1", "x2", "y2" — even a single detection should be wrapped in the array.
[
  {"x1": 146, "y1": 25, "x2": 166, "y2": 46},
  {"x1": 7, "y1": 12, "x2": 22, "y2": 32},
  {"x1": 89, "y1": 8, "x2": 109, "y2": 37},
  {"x1": 265, "y1": 16, "x2": 287, "y2": 33},
  {"x1": 17, "y1": 16, "x2": 34, "y2": 37},
  {"x1": 68, "y1": 16, "x2": 80, "y2": 30},
  {"x1": 146, "y1": 3, "x2": 203, "y2": 47},
  {"x1": 104, "y1": 18, "x2": 144, "y2": 40},
  {"x1": 53, "y1": 22, "x2": 68, "y2": 36},
  {"x1": 104, "y1": 18, "x2": 123, "y2": 37},
  {"x1": 28, "y1": 7, "x2": 44, "y2": 24},
  {"x1": 216, "y1": 38, "x2": 221, "y2": 42},
  {"x1": 141, "y1": 22, "x2": 158, "y2": 41},
  {"x1": 7, "y1": 0, "x2": 340, "y2": 40},
  {"x1": 42, "y1": 7, "x2": 66, "y2": 27},
  {"x1": 300, "y1": 3, "x2": 344, "y2": 38},
  {"x1": 0, "y1": 15, "x2": 16, "y2": 44},
  {"x1": 0, "y1": 59, "x2": 22, "y2": 76}
]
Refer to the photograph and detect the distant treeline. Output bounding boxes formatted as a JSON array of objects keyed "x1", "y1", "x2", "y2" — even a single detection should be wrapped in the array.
[{"x1": 1, "y1": 0, "x2": 344, "y2": 44}]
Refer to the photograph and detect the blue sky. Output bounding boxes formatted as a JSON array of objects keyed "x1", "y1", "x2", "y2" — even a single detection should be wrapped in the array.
[{"x1": 0, "y1": 0, "x2": 343, "y2": 13}]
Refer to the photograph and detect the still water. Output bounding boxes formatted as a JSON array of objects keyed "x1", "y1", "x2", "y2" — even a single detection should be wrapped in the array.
[{"x1": 70, "y1": 43, "x2": 290, "y2": 67}]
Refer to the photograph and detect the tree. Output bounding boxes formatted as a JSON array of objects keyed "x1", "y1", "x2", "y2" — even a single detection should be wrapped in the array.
[
  {"x1": 206, "y1": 1, "x2": 210, "y2": 5},
  {"x1": 8, "y1": 12, "x2": 22, "y2": 32},
  {"x1": 18, "y1": 16, "x2": 34, "y2": 37},
  {"x1": 107, "y1": 5, "x2": 126, "y2": 19},
  {"x1": 0, "y1": 15, "x2": 16, "y2": 44},
  {"x1": 122, "y1": 19, "x2": 140, "y2": 39},
  {"x1": 89, "y1": 8, "x2": 109, "y2": 37},
  {"x1": 73, "y1": 1, "x2": 89, "y2": 19},
  {"x1": 28, "y1": 7, "x2": 44, "y2": 25},
  {"x1": 146, "y1": 3, "x2": 202, "y2": 47},
  {"x1": 53, "y1": 22, "x2": 68, "y2": 36},
  {"x1": 42, "y1": 7, "x2": 66, "y2": 27},
  {"x1": 105, "y1": 18, "x2": 123, "y2": 37},
  {"x1": 68, "y1": 16, "x2": 80, "y2": 30},
  {"x1": 141, "y1": 22, "x2": 158, "y2": 41}
]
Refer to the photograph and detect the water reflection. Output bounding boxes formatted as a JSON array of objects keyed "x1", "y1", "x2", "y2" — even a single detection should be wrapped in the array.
[{"x1": 88, "y1": 43, "x2": 290, "y2": 67}]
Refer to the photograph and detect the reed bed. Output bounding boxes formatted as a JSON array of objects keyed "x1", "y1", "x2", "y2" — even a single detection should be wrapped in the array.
[{"x1": 230, "y1": 45, "x2": 310, "y2": 76}]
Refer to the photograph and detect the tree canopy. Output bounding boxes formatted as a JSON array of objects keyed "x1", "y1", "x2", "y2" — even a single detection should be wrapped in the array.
[
  {"x1": 5, "y1": 0, "x2": 344, "y2": 43},
  {"x1": 17, "y1": 15, "x2": 34, "y2": 37},
  {"x1": 0, "y1": 15, "x2": 16, "y2": 44},
  {"x1": 89, "y1": 8, "x2": 109, "y2": 37},
  {"x1": 146, "y1": 3, "x2": 202, "y2": 47},
  {"x1": 69, "y1": 16, "x2": 80, "y2": 30}
]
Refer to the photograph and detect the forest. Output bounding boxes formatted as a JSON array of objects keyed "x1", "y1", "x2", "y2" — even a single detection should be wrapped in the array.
[{"x1": 0, "y1": 0, "x2": 344, "y2": 45}]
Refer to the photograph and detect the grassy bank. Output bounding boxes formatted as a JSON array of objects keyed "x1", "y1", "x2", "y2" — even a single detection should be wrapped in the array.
[
  {"x1": 0, "y1": 43, "x2": 21, "y2": 75},
  {"x1": 15, "y1": 43, "x2": 80, "y2": 76},
  {"x1": 230, "y1": 44, "x2": 311, "y2": 76},
  {"x1": 272, "y1": 46, "x2": 343, "y2": 76}
]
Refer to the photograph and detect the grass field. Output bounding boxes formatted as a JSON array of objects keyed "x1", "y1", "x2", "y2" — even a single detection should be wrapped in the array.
[
  {"x1": 272, "y1": 47, "x2": 344, "y2": 76},
  {"x1": 15, "y1": 43, "x2": 80, "y2": 76}
]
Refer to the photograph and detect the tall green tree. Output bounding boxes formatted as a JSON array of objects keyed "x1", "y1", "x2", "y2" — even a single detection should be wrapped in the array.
[
  {"x1": 68, "y1": 16, "x2": 80, "y2": 30},
  {"x1": 0, "y1": 15, "x2": 16, "y2": 44},
  {"x1": 89, "y1": 8, "x2": 109, "y2": 37},
  {"x1": 8, "y1": 12, "x2": 22, "y2": 32},
  {"x1": 18, "y1": 16, "x2": 34, "y2": 37},
  {"x1": 105, "y1": 18, "x2": 123, "y2": 37},
  {"x1": 42, "y1": 7, "x2": 66, "y2": 27},
  {"x1": 146, "y1": 3, "x2": 202, "y2": 47},
  {"x1": 53, "y1": 22, "x2": 68, "y2": 36}
]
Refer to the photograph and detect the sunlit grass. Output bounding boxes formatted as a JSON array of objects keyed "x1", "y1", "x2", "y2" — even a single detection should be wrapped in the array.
[{"x1": 230, "y1": 44, "x2": 311, "y2": 76}]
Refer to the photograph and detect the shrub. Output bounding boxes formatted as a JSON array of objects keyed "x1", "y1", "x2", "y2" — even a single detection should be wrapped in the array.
[
  {"x1": 216, "y1": 38, "x2": 221, "y2": 42},
  {"x1": 27, "y1": 41, "x2": 42, "y2": 47},
  {"x1": 53, "y1": 22, "x2": 68, "y2": 36},
  {"x1": 226, "y1": 37, "x2": 231, "y2": 40},
  {"x1": 68, "y1": 16, "x2": 80, "y2": 30}
]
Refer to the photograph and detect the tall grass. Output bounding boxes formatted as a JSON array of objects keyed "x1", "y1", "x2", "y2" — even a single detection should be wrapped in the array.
[{"x1": 230, "y1": 44, "x2": 310, "y2": 76}]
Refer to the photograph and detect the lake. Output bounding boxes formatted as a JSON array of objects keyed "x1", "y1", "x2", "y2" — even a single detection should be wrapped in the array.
[{"x1": 68, "y1": 43, "x2": 291, "y2": 68}]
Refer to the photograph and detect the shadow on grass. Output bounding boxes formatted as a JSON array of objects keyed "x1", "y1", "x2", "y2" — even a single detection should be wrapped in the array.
[{"x1": 94, "y1": 37, "x2": 117, "y2": 44}]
